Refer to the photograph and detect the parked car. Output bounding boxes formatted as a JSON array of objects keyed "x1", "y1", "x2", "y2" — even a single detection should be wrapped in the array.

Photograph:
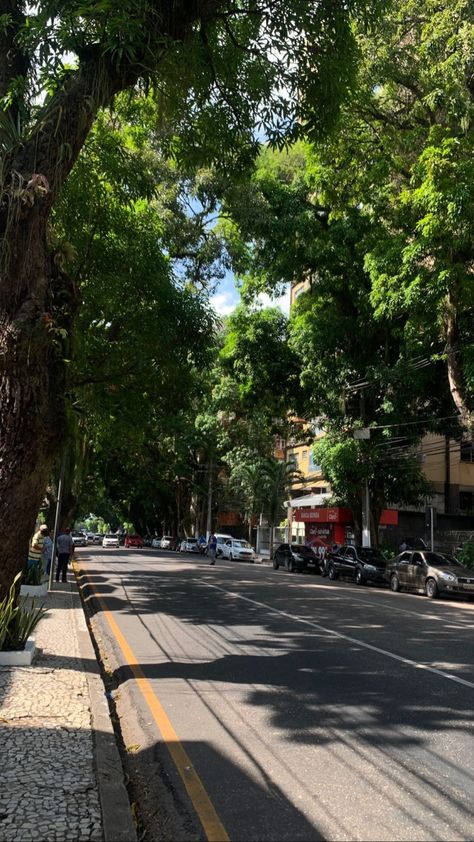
[
  {"x1": 160, "y1": 535, "x2": 174, "y2": 550},
  {"x1": 124, "y1": 534, "x2": 143, "y2": 548},
  {"x1": 86, "y1": 532, "x2": 95, "y2": 544},
  {"x1": 151, "y1": 536, "x2": 162, "y2": 548},
  {"x1": 221, "y1": 539, "x2": 255, "y2": 562},
  {"x1": 102, "y1": 533, "x2": 119, "y2": 548},
  {"x1": 71, "y1": 531, "x2": 87, "y2": 547},
  {"x1": 93, "y1": 533, "x2": 103, "y2": 544},
  {"x1": 179, "y1": 538, "x2": 200, "y2": 553},
  {"x1": 385, "y1": 550, "x2": 474, "y2": 599},
  {"x1": 215, "y1": 533, "x2": 234, "y2": 557},
  {"x1": 273, "y1": 543, "x2": 320, "y2": 573},
  {"x1": 326, "y1": 545, "x2": 387, "y2": 585}
]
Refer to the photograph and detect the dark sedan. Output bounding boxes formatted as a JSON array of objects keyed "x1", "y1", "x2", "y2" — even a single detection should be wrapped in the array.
[
  {"x1": 273, "y1": 543, "x2": 321, "y2": 574},
  {"x1": 326, "y1": 545, "x2": 387, "y2": 585},
  {"x1": 386, "y1": 550, "x2": 474, "y2": 599}
]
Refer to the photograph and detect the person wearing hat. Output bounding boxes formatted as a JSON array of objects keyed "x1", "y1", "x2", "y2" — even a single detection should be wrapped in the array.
[
  {"x1": 28, "y1": 524, "x2": 49, "y2": 570},
  {"x1": 56, "y1": 527, "x2": 74, "y2": 583}
]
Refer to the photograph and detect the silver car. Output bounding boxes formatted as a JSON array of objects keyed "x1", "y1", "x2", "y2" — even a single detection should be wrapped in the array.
[{"x1": 386, "y1": 550, "x2": 474, "y2": 599}]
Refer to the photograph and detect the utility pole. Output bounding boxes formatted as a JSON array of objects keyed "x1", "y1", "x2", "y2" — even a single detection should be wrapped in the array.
[
  {"x1": 354, "y1": 427, "x2": 371, "y2": 548},
  {"x1": 49, "y1": 452, "x2": 66, "y2": 590},
  {"x1": 206, "y1": 454, "x2": 213, "y2": 540}
]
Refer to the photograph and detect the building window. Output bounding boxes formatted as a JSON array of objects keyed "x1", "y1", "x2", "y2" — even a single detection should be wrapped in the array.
[
  {"x1": 302, "y1": 450, "x2": 308, "y2": 461},
  {"x1": 460, "y1": 441, "x2": 474, "y2": 462},
  {"x1": 308, "y1": 452, "x2": 321, "y2": 472}
]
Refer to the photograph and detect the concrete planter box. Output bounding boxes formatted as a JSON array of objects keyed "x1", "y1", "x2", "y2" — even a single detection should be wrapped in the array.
[
  {"x1": 20, "y1": 581, "x2": 48, "y2": 597},
  {"x1": 0, "y1": 636, "x2": 36, "y2": 666}
]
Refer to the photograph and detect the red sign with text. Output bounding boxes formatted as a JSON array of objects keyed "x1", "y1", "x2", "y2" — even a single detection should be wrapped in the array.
[{"x1": 294, "y1": 506, "x2": 398, "y2": 525}]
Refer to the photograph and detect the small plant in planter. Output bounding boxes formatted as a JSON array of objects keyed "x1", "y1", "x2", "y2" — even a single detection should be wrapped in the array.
[
  {"x1": 23, "y1": 561, "x2": 44, "y2": 587},
  {"x1": 0, "y1": 573, "x2": 47, "y2": 652}
]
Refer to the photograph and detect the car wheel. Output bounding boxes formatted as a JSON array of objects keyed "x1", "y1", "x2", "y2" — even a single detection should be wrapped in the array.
[
  {"x1": 355, "y1": 567, "x2": 365, "y2": 586},
  {"x1": 328, "y1": 564, "x2": 338, "y2": 580},
  {"x1": 390, "y1": 574, "x2": 401, "y2": 593},
  {"x1": 288, "y1": 559, "x2": 295, "y2": 573},
  {"x1": 425, "y1": 577, "x2": 439, "y2": 599},
  {"x1": 273, "y1": 557, "x2": 279, "y2": 570}
]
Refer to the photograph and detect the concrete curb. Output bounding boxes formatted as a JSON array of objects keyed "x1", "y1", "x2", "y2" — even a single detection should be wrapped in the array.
[{"x1": 72, "y1": 583, "x2": 137, "y2": 842}]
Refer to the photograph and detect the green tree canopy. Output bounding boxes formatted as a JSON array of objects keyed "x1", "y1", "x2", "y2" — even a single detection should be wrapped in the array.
[{"x1": 0, "y1": 0, "x2": 385, "y2": 597}]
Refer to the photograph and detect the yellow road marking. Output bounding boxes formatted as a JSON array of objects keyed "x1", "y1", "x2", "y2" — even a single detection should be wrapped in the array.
[{"x1": 75, "y1": 560, "x2": 230, "y2": 842}]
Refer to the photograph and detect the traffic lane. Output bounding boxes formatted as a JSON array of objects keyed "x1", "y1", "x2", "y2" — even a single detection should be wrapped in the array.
[
  {"x1": 79, "y1": 548, "x2": 474, "y2": 683},
  {"x1": 80, "y1": 554, "x2": 474, "y2": 841},
  {"x1": 199, "y1": 560, "x2": 474, "y2": 684}
]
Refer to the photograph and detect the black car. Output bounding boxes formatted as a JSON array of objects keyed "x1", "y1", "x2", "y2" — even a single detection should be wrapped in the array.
[
  {"x1": 273, "y1": 543, "x2": 321, "y2": 574},
  {"x1": 326, "y1": 545, "x2": 387, "y2": 585},
  {"x1": 386, "y1": 550, "x2": 474, "y2": 599}
]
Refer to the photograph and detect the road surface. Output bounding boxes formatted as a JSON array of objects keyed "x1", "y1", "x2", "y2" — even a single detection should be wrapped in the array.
[{"x1": 76, "y1": 548, "x2": 474, "y2": 842}]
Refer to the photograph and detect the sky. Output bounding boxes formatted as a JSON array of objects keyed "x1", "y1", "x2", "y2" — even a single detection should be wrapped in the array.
[{"x1": 209, "y1": 274, "x2": 291, "y2": 317}]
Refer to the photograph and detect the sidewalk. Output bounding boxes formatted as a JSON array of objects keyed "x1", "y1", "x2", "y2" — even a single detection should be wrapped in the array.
[{"x1": 0, "y1": 576, "x2": 136, "y2": 842}]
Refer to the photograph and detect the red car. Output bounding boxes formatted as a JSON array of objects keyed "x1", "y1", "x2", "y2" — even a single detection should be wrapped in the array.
[{"x1": 124, "y1": 534, "x2": 143, "y2": 548}]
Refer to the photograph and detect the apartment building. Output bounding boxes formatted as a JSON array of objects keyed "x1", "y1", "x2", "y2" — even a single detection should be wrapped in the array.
[{"x1": 285, "y1": 429, "x2": 474, "y2": 549}]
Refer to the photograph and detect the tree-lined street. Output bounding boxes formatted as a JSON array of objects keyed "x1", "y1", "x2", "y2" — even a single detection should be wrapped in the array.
[{"x1": 77, "y1": 547, "x2": 474, "y2": 841}]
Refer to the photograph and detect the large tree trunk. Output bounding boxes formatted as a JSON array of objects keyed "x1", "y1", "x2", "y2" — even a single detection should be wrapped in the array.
[{"x1": 0, "y1": 216, "x2": 69, "y2": 597}]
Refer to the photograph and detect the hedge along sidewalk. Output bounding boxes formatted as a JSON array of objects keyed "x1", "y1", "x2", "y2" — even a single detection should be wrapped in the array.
[{"x1": 0, "y1": 577, "x2": 136, "y2": 842}]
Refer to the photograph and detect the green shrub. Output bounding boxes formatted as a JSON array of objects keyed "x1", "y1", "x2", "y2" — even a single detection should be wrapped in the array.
[
  {"x1": 0, "y1": 572, "x2": 47, "y2": 651},
  {"x1": 380, "y1": 545, "x2": 398, "y2": 561},
  {"x1": 458, "y1": 542, "x2": 474, "y2": 570}
]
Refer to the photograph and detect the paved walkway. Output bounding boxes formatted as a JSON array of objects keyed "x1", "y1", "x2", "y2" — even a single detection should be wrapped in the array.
[{"x1": 0, "y1": 576, "x2": 136, "y2": 842}]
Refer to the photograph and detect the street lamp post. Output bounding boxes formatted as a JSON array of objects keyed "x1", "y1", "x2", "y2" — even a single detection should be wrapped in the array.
[{"x1": 354, "y1": 428, "x2": 371, "y2": 548}]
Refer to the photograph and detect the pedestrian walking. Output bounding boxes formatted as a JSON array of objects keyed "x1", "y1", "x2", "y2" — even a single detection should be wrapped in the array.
[
  {"x1": 42, "y1": 529, "x2": 53, "y2": 575},
  {"x1": 208, "y1": 533, "x2": 217, "y2": 565},
  {"x1": 56, "y1": 527, "x2": 74, "y2": 583}
]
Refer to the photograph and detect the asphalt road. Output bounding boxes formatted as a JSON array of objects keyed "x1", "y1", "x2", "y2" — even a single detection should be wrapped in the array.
[{"x1": 76, "y1": 548, "x2": 474, "y2": 842}]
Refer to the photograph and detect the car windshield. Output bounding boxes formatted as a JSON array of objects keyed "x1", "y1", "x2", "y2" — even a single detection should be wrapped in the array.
[
  {"x1": 188, "y1": 539, "x2": 197, "y2": 544},
  {"x1": 424, "y1": 552, "x2": 462, "y2": 567},
  {"x1": 357, "y1": 548, "x2": 384, "y2": 561},
  {"x1": 105, "y1": 534, "x2": 116, "y2": 539},
  {"x1": 291, "y1": 545, "x2": 314, "y2": 555},
  {"x1": 234, "y1": 540, "x2": 250, "y2": 548}
]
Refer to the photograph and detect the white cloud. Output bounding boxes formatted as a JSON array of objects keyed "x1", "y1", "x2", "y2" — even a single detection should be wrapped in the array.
[
  {"x1": 209, "y1": 289, "x2": 238, "y2": 316},
  {"x1": 257, "y1": 285, "x2": 291, "y2": 316},
  {"x1": 210, "y1": 283, "x2": 291, "y2": 318}
]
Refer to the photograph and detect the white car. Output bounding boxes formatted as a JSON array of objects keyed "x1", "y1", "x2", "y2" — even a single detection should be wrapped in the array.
[
  {"x1": 160, "y1": 536, "x2": 174, "y2": 549},
  {"x1": 151, "y1": 536, "x2": 162, "y2": 548},
  {"x1": 71, "y1": 531, "x2": 87, "y2": 547},
  {"x1": 221, "y1": 539, "x2": 255, "y2": 562},
  {"x1": 179, "y1": 538, "x2": 199, "y2": 553},
  {"x1": 102, "y1": 533, "x2": 119, "y2": 548},
  {"x1": 215, "y1": 533, "x2": 234, "y2": 557}
]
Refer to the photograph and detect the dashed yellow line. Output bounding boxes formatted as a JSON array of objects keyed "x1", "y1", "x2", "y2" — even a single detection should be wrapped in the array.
[{"x1": 76, "y1": 560, "x2": 230, "y2": 842}]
